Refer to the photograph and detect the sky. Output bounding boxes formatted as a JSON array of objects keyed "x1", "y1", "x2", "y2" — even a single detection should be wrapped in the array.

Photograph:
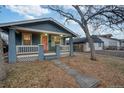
[{"x1": 0, "y1": 5, "x2": 124, "y2": 39}]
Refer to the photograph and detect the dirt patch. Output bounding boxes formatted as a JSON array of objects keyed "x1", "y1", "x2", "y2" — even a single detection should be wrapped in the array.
[
  {"x1": 60, "y1": 53, "x2": 124, "y2": 87},
  {"x1": 0, "y1": 61, "x2": 79, "y2": 88}
]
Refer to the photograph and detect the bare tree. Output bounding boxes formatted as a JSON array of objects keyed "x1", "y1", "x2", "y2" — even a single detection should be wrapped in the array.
[{"x1": 45, "y1": 5, "x2": 124, "y2": 60}]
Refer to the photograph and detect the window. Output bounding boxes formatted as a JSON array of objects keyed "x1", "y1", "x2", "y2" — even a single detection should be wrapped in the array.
[
  {"x1": 51, "y1": 35, "x2": 61, "y2": 46},
  {"x1": 54, "y1": 36, "x2": 61, "y2": 44},
  {"x1": 22, "y1": 33, "x2": 32, "y2": 45}
]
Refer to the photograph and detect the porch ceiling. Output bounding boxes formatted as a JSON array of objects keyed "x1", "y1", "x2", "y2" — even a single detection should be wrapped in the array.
[{"x1": 13, "y1": 26, "x2": 72, "y2": 37}]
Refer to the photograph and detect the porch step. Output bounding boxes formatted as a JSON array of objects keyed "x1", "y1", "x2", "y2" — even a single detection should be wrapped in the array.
[{"x1": 44, "y1": 54, "x2": 57, "y2": 60}]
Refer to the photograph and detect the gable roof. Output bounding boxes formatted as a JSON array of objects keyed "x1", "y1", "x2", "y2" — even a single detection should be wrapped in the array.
[
  {"x1": 98, "y1": 34, "x2": 113, "y2": 38},
  {"x1": 99, "y1": 36, "x2": 121, "y2": 41},
  {"x1": 0, "y1": 18, "x2": 78, "y2": 37},
  {"x1": 95, "y1": 34, "x2": 121, "y2": 41}
]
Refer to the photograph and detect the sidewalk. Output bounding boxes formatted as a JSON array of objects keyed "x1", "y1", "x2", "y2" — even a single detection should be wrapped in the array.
[{"x1": 53, "y1": 60, "x2": 100, "y2": 88}]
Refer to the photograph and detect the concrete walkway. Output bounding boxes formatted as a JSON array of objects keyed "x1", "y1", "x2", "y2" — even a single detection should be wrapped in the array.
[{"x1": 52, "y1": 60, "x2": 100, "y2": 88}]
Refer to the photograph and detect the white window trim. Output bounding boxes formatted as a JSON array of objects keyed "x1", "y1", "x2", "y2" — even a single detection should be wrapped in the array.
[{"x1": 22, "y1": 32, "x2": 32, "y2": 45}]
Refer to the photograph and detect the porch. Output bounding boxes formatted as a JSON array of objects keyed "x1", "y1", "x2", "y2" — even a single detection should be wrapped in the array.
[
  {"x1": 0, "y1": 18, "x2": 77, "y2": 63},
  {"x1": 16, "y1": 45, "x2": 70, "y2": 62},
  {"x1": 8, "y1": 28, "x2": 74, "y2": 63}
]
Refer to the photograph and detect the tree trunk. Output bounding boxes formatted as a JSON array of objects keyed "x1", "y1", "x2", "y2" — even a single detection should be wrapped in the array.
[
  {"x1": 0, "y1": 35, "x2": 3, "y2": 63},
  {"x1": 82, "y1": 25, "x2": 96, "y2": 60}
]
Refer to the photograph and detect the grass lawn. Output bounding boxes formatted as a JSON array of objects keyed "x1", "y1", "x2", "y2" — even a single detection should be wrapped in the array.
[
  {"x1": 60, "y1": 52, "x2": 124, "y2": 87},
  {"x1": 1, "y1": 52, "x2": 124, "y2": 88},
  {"x1": 0, "y1": 61, "x2": 79, "y2": 88}
]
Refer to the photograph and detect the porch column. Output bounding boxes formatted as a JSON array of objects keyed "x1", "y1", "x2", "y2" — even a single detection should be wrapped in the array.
[
  {"x1": 38, "y1": 44, "x2": 44, "y2": 61},
  {"x1": 56, "y1": 44, "x2": 60, "y2": 58},
  {"x1": 8, "y1": 28, "x2": 16, "y2": 63},
  {"x1": 69, "y1": 36, "x2": 73, "y2": 56}
]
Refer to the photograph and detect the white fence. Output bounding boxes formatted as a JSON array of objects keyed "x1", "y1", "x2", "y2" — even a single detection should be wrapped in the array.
[
  {"x1": 16, "y1": 45, "x2": 38, "y2": 54},
  {"x1": 60, "y1": 45, "x2": 70, "y2": 52}
]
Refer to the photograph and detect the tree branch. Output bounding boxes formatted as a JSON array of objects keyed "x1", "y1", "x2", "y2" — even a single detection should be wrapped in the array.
[{"x1": 47, "y1": 6, "x2": 82, "y2": 25}]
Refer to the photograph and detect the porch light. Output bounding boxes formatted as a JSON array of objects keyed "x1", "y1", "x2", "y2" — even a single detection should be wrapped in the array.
[
  {"x1": 60, "y1": 34, "x2": 63, "y2": 37},
  {"x1": 45, "y1": 33, "x2": 48, "y2": 36}
]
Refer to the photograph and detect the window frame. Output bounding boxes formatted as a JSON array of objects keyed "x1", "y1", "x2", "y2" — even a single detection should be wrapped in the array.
[{"x1": 22, "y1": 32, "x2": 32, "y2": 45}]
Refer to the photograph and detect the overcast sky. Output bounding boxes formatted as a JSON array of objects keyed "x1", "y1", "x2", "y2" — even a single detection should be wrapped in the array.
[{"x1": 0, "y1": 5, "x2": 124, "y2": 39}]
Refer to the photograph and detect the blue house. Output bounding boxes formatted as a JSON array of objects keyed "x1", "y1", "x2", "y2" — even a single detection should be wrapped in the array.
[{"x1": 0, "y1": 18, "x2": 77, "y2": 63}]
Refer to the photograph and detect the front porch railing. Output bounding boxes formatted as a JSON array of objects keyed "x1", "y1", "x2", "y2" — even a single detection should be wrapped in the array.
[
  {"x1": 60, "y1": 45, "x2": 70, "y2": 52},
  {"x1": 16, "y1": 45, "x2": 38, "y2": 54}
]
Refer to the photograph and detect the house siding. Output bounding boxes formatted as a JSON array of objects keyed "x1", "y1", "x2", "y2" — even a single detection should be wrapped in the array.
[
  {"x1": 16, "y1": 32, "x2": 22, "y2": 45},
  {"x1": 99, "y1": 37, "x2": 120, "y2": 49},
  {"x1": 73, "y1": 42, "x2": 103, "y2": 52},
  {"x1": 32, "y1": 33, "x2": 40, "y2": 45},
  {"x1": 83, "y1": 42, "x2": 103, "y2": 52},
  {"x1": 17, "y1": 21, "x2": 71, "y2": 35},
  {"x1": 121, "y1": 43, "x2": 124, "y2": 47},
  {"x1": 120, "y1": 41, "x2": 124, "y2": 47}
]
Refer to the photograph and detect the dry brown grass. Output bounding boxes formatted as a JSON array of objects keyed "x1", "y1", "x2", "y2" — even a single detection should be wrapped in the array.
[
  {"x1": 1, "y1": 53, "x2": 124, "y2": 88},
  {"x1": 0, "y1": 61, "x2": 79, "y2": 88},
  {"x1": 60, "y1": 53, "x2": 124, "y2": 88}
]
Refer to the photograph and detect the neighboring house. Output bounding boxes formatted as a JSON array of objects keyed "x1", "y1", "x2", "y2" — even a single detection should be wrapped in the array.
[
  {"x1": 67, "y1": 35, "x2": 104, "y2": 52},
  {"x1": 0, "y1": 18, "x2": 77, "y2": 63},
  {"x1": 68, "y1": 34, "x2": 123, "y2": 52},
  {"x1": 120, "y1": 39, "x2": 124, "y2": 50},
  {"x1": 98, "y1": 34, "x2": 121, "y2": 50}
]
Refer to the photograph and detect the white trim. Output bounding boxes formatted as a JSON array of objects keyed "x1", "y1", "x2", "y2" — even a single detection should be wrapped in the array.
[
  {"x1": 13, "y1": 26, "x2": 72, "y2": 36},
  {"x1": 21, "y1": 32, "x2": 23, "y2": 45},
  {"x1": 16, "y1": 45, "x2": 38, "y2": 54},
  {"x1": 0, "y1": 18, "x2": 50, "y2": 27},
  {"x1": 40, "y1": 33, "x2": 42, "y2": 45}
]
